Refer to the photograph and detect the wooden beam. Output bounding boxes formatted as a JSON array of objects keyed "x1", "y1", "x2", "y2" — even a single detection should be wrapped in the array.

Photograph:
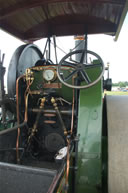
[{"x1": 0, "y1": 0, "x2": 125, "y2": 20}]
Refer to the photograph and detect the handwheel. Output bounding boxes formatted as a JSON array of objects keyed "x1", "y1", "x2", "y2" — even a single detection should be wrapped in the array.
[{"x1": 57, "y1": 50, "x2": 104, "y2": 89}]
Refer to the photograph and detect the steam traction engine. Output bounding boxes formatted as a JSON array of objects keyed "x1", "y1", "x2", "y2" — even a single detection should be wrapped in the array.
[
  {"x1": 0, "y1": 40, "x2": 105, "y2": 193},
  {"x1": 0, "y1": 0, "x2": 127, "y2": 192}
]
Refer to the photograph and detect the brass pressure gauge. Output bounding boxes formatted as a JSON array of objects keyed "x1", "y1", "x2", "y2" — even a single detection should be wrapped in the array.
[{"x1": 43, "y1": 69, "x2": 56, "y2": 81}]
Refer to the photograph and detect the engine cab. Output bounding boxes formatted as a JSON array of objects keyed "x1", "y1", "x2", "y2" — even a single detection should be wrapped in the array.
[{"x1": 0, "y1": 37, "x2": 105, "y2": 193}]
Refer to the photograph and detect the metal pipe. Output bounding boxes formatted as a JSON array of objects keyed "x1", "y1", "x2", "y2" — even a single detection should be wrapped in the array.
[
  {"x1": 0, "y1": 148, "x2": 24, "y2": 152},
  {"x1": 27, "y1": 112, "x2": 41, "y2": 146},
  {"x1": 72, "y1": 135, "x2": 80, "y2": 193},
  {"x1": 0, "y1": 122, "x2": 27, "y2": 136},
  {"x1": 53, "y1": 35, "x2": 58, "y2": 64},
  {"x1": 30, "y1": 108, "x2": 75, "y2": 115},
  {"x1": 48, "y1": 37, "x2": 51, "y2": 60},
  {"x1": 51, "y1": 97, "x2": 67, "y2": 135},
  {"x1": 43, "y1": 38, "x2": 48, "y2": 57},
  {"x1": 56, "y1": 108, "x2": 67, "y2": 133}
]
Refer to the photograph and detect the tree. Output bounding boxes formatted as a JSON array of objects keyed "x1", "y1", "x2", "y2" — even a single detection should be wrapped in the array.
[{"x1": 119, "y1": 82, "x2": 126, "y2": 88}]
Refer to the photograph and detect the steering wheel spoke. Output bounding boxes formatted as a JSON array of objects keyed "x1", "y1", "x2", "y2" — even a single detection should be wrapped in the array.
[
  {"x1": 80, "y1": 70, "x2": 91, "y2": 84},
  {"x1": 70, "y1": 59, "x2": 80, "y2": 65},
  {"x1": 63, "y1": 69, "x2": 78, "y2": 81},
  {"x1": 84, "y1": 63, "x2": 102, "y2": 69},
  {"x1": 80, "y1": 50, "x2": 87, "y2": 64},
  {"x1": 62, "y1": 60, "x2": 77, "y2": 68}
]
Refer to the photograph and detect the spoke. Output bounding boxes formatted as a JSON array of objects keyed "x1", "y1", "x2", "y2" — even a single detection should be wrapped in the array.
[
  {"x1": 70, "y1": 59, "x2": 80, "y2": 65},
  {"x1": 80, "y1": 70, "x2": 91, "y2": 84},
  {"x1": 64, "y1": 69, "x2": 78, "y2": 81},
  {"x1": 84, "y1": 63, "x2": 102, "y2": 69},
  {"x1": 80, "y1": 50, "x2": 87, "y2": 64},
  {"x1": 62, "y1": 60, "x2": 77, "y2": 68}
]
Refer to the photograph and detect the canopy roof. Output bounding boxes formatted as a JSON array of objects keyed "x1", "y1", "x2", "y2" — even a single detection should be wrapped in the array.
[{"x1": 0, "y1": 0, "x2": 127, "y2": 42}]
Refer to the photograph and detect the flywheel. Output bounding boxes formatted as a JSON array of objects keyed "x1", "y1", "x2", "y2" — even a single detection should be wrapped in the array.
[
  {"x1": 7, "y1": 44, "x2": 43, "y2": 98},
  {"x1": 106, "y1": 95, "x2": 128, "y2": 193}
]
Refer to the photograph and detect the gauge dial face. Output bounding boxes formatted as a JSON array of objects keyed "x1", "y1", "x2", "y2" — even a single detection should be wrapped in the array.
[{"x1": 43, "y1": 69, "x2": 55, "y2": 81}]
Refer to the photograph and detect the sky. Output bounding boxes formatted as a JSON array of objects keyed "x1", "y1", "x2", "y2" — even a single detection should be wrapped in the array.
[{"x1": 0, "y1": 13, "x2": 128, "y2": 87}]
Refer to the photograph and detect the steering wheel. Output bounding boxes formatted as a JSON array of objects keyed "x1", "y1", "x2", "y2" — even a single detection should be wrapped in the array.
[{"x1": 57, "y1": 50, "x2": 104, "y2": 89}]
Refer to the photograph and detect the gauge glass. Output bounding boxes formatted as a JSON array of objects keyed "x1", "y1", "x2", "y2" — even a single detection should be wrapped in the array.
[{"x1": 43, "y1": 69, "x2": 55, "y2": 81}]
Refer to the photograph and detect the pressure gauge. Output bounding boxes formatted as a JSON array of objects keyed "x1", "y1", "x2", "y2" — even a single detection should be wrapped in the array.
[{"x1": 43, "y1": 69, "x2": 56, "y2": 81}]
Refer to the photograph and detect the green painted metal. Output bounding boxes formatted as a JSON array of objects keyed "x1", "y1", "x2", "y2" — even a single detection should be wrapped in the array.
[
  {"x1": 76, "y1": 68, "x2": 103, "y2": 193},
  {"x1": 30, "y1": 66, "x2": 73, "y2": 102}
]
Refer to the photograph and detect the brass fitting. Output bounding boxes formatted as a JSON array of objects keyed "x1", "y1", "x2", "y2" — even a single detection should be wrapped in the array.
[
  {"x1": 51, "y1": 97, "x2": 55, "y2": 104},
  {"x1": 40, "y1": 97, "x2": 46, "y2": 108},
  {"x1": 51, "y1": 97, "x2": 57, "y2": 109},
  {"x1": 25, "y1": 68, "x2": 34, "y2": 81},
  {"x1": 51, "y1": 97, "x2": 68, "y2": 136},
  {"x1": 64, "y1": 129, "x2": 68, "y2": 136}
]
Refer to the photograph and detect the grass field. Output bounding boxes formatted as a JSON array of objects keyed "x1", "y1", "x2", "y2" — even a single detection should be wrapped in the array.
[{"x1": 105, "y1": 91, "x2": 128, "y2": 95}]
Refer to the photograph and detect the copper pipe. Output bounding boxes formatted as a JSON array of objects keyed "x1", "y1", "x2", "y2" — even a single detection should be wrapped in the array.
[
  {"x1": 24, "y1": 92, "x2": 29, "y2": 122},
  {"x1": 44, "y1": 120, "x2": 56, "y2": 124},
  {"x1": 16, "y1": 75, "x2": 25, "y2": 163},
  {"x1": 71, "y1": 78, "x2": 75, "y2": 134},
  {"x1": 16, "y1": 75, "x2": 25, "y2": 124},
  {"x1": 65, "y1": 79, "x2": 75, "y2": 192},
  {"x1": 44, "y1": 113, "x2": 56, "y2": 117},
  {"x1": 24, "y1": 78, "x2": 33, "y2": 122},
  {"x1": 71, "y1": 88, "x2": 75, "y2": 134},
  {"x1": 25, "y1": 78, "x2": 33, "y2": 95},
  {"x1": 65, "y1": 138, "x2": 70, "y2": 193},
  {"x1": 16, "y1": 76, "x2": 33, "y2": 163}
]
